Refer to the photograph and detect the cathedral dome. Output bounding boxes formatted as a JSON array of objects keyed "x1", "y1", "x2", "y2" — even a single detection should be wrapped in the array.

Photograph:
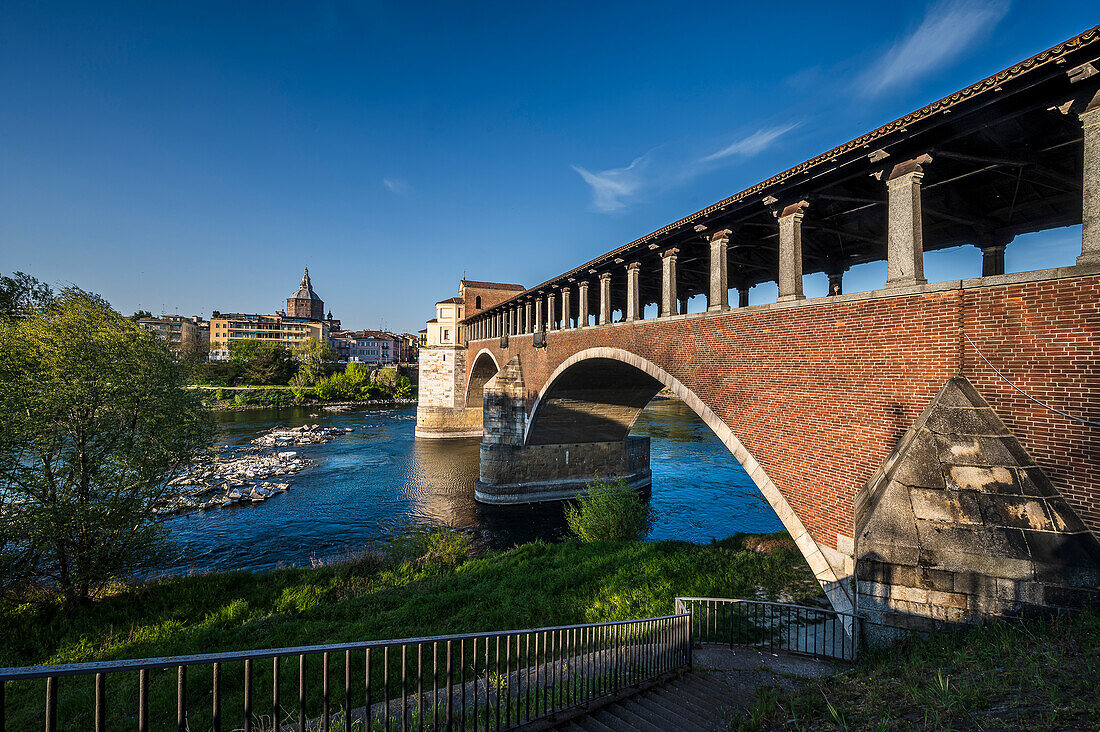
[{"x1": 290, "y1": 268, "x2": 322, "y2": 302}]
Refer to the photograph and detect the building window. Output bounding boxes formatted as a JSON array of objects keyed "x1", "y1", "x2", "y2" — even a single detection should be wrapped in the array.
[
  {"x1": 443, "y1": 329, "x2": 450, "y2": 341},
  {"x1": 475, "y1": 296, "x2": 482, "y2": 309}
]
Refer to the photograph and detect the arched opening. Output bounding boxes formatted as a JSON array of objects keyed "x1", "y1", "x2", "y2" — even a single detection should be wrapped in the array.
[
  {"x1": 475, "y1": 295, "x2": 482, "y2": 309},
  {"x1": 525, "y1": 348, "x2": 852, "y2": 615},
  {"x1": 465, "y1": 350, "x2": 499, "y2": 409}
]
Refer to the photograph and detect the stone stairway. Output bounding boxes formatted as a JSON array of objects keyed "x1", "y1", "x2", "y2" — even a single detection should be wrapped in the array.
[
  {"x1": 556, "y1": 672, "x2": 735, "y2": 732},
  {"x1": 555, "y1": 646, "x2": 839, "y2": 732}
]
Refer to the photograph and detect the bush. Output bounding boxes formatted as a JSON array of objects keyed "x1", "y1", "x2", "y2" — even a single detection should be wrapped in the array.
[
  {"x1": 388, "y1": 527, "x2": 471, "y2": 568},
  {"x1": 565, "y1": 478, "x2": 656, "y2": 542}
]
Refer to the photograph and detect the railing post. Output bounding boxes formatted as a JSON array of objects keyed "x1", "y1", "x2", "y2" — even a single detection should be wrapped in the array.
[{"x1": 687, "y1": 608, "x2": 693, "y2": 672}]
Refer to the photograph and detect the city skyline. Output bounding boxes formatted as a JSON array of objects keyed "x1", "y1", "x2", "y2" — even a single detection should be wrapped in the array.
[{"x1": 1, "y1": 2, "x2": 1094, "y2": 332}]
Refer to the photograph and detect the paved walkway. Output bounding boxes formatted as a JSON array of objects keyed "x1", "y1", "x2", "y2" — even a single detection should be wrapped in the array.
[{"x1": 556, "y1": 646, "x2": 838, "y2": 732}]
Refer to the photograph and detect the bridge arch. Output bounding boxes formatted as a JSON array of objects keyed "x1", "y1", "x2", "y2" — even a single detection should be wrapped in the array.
[
  {"x1": 464, "y1": 349, "x2": 500, "y2": 409},
  {"x1": 525, "y1": 347, "x2": 852, "y2": 614}
]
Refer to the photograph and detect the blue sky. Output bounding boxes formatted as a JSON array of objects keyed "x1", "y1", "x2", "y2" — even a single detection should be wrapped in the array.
[{"x1": 0, "y1": 2, "x2": 1093, "y2": 332}]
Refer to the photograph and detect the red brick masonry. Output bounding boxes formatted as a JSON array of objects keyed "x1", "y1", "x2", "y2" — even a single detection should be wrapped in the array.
[{"x1": 467, "y1": 270, "x2": 1099, "y2": 556}]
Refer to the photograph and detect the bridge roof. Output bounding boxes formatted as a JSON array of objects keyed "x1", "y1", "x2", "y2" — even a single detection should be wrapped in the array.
[{"x1": 479, "y1": 26, "x2": 1100, "y2": 319}]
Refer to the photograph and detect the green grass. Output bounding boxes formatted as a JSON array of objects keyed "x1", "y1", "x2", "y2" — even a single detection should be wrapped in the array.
[
  {"x1": 0, "y1": 532, "x2": 818, "y2": 729},
  {"x1": 734, "y1": 609, "x2": 1100, "y2": 731}
]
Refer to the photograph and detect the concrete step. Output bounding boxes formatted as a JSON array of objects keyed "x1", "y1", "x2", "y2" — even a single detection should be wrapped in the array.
[
  {"x1": 554, "y1": 672, "x2": 733, "y2": 732},
  {"x1": 598, "y1": 702, "x2": 666, "y2": 732},
  {"x1": 644, "y1": 688, "x2": 718, "y2": 728}
]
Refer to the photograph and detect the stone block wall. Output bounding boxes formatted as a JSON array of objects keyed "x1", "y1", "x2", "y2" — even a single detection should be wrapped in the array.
[
  {"x1": 416, "y1": 345, "x2": 480, "y2": 438},
  {"x1": 856, "y1": 377, "x2": 1100, "y2": 644},
  {"x1": 476, "y1": 436, "x2": 651, "y2": 504},
  {"x1": 482, "y1": 355, "x2": 526, "y2": 446}
]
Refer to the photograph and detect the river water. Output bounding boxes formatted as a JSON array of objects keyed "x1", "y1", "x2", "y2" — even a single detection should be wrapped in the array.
[{"x1": 163, "y1": 399, "x2": 781, "y2": 573}]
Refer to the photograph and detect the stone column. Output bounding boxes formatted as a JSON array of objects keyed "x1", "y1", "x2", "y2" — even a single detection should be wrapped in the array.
[
  {"x1": 578, "y1": 281, "x2": 589, "y2": 328},
  {"x1": 708, "y1": 230, "x2": 731, "y2": 312},
  {"x1": 546, "y1": 292, "x2": 556, "y2": 330},
  {"x1": 1081, "y1": 94, "x2": 1100, "y2": 265},
  {"x1": 535, "y1": 296, "x2": 544, "y2": 332},
  {"x1": 827, "y1": 271, "x2": 843, "y2": 296},
  {"x1": 777, "y1": 202, "x2": 808, "y2": 302},
  {"x1": 661, "y1": 248, "x2": 679, "y2": 317},
  {"x1": 561, "y1": 287, "x2": 572, "y2": 329},
  {"x1": 679, "y1": 297, "x2": 688, "y2": 316},
  {"x1": 980, "y1": 245, "x2": 1005, "y2": 277},
  {"x1": 625, "y1": 262, "x2": 641, "y2": 321},
  {"x1": 599, "y1": 272, "x2": 612, "y2": 325},
  {"x1": 523, "y1": 301, "x2": 531, "y2": 333},
  {"x1": 737, "y1": 286, "x2": 750, "y2": 308},
  {"x1": 499, "y1": 312, "x2": 505, "y2": 338},
  {"x1": 885, "y1": 156, "x2": 930, "y2": 288}
]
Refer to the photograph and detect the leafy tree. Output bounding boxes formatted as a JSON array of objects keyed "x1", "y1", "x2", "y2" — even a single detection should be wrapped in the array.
[
  {"x1": 228, "y1": 340, "x2": 296, "y2": 385},
  {"x1": 289, "y1": 369, "x2": 312, "y2": 399},
  {"x1": 565, "y1": 478, "x2": 656, "y2": 542},
  {"x1": 295, "y1": 340, "x2": 337, "y2": 384},
  {"x1": 129, "y1": 309, "x2": 152, "y2": 322},
  {"x1": 0, "y1": 289, "x2": 215, "y2": 603},
  {"x1": 345, "y1": 361, "x2": 370, "y2": 387},
  {"x1": 373, "y1": 366, "x2": 399, "y2": 391},
  {"x1": 0, "y1": 271, "x2": 54, "y2": 320},
  {"x1": 392, "y1": 374, "x2": 415, "y2": 399}
]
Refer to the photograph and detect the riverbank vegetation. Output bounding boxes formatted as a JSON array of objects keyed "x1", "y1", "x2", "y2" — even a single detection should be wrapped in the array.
[
  {"x1": 195, "y1": 365, "x2": 416, "y2": 410},
  {"x1": 565, "y1": 477, "x2": 657, "y2": 542},
  {"x1": 0, "y1": 531, "x2": 819, "y2": 728},
  {"x1": 0, "y1": 286, "x2": 214, "y2": 605},
  {"x1": 735, "y1": 608, "x2": 1100, "y2": 731}
]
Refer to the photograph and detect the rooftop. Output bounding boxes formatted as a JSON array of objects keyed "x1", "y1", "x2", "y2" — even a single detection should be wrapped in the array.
[{"x1": 475, "y1": 26, "x2": 1100, "y2": 317}]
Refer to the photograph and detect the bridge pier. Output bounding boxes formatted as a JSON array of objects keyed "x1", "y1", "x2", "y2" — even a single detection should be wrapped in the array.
[{"x1": 474, "y1": 355, "x2": 653, "y2": 504}]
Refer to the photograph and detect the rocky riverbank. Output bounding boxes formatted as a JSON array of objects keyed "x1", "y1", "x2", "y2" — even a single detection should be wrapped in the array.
[{"x1": 155, "y1": 424, "x2": 354, "y2": 515}]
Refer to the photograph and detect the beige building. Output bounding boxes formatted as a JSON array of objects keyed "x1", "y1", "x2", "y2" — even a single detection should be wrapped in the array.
[
  {"x1": 208, "y1": 313, "x2": 327, "y2": 360},
  {"x1": 137, "y1": 315, "x2": 209, "y2": 352}
]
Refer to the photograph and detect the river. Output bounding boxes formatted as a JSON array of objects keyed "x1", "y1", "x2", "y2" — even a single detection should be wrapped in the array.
[{"x1": 162, "y1": 398, "x2": 782, "y2": 573}]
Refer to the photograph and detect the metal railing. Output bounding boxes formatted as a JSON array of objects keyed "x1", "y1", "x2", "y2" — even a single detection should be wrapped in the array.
[
  {"x1": 0, "y1": 614, "x2": 690, "y2": 731},
  {"x1": 675, "y1": 597, "x2": 858, "y2": 661}
]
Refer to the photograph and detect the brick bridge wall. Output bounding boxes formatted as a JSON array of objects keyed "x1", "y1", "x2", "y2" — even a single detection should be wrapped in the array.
[{"x1": 465, "y1": 268, "x2": 1099, "y2": 558}]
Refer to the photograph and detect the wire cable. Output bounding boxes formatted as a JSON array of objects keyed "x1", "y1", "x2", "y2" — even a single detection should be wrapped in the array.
[{"x1": 963, "y1": 332, "x2": 1100, "y2": 427}]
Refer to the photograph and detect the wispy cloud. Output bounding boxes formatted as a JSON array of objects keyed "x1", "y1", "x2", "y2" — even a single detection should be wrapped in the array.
[
  {"x1": 858, "y1": 0, "x2": 1010, "y2": 96},
  {"x1": 573, "y1": 120, "x2": 802, "y2": 214},
  {"x1": 700, "y1": 123, "x2": 801, "y2": 163},
  {"x1": 571, "y1": 154, "x2": 651, "y2": 213},
  {"x1": 383, "y1": 178, "x2": 412, "y2": 195}
]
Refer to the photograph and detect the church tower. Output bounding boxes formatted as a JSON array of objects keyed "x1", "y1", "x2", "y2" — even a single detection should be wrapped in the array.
[{"x1": 287, "y1": 267, "x2": 324, "y2": 321}]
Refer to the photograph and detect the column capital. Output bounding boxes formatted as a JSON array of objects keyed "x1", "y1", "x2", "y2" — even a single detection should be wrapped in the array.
[
  {"x1": 599, "y1": 271, "x2": 613, "y2": 281},
  {"x1": 774, "y1": 200, "x2": 809, "y2": 220},
  {"x1": 709, "y1": 229, "x2": 732, "y2": 243},
  {"x1": 886, "y1": 154, "x2": 933, "y2": 183},
  {"x1": 626, "y1": 261, "x2": 642, "y2": 271},
  {"x1": 660, "y1": 247, "x2": 680, "y2": 259}
]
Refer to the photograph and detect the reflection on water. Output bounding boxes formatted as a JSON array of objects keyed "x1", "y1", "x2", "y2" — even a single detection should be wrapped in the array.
[{"x1": 162, "y1": 399, "x2": 781, "y2": 574}]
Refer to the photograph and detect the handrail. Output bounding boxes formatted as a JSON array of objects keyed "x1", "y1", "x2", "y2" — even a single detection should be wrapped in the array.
[
  {"x1": 0, "y1": 614, "x2": 688, "y2": 681},
  {"x1": 1, "y1": 613, "x2": 693, "y2": 731},
  {"x1": 675, "y1": 597, "x2": 852, "y2": 616},
  {"x1": 676, "y1": 596, "x2": 858, "y2": 661}
]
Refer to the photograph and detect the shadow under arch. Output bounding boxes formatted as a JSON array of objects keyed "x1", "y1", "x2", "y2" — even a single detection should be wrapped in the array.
[
  {"x1": 524, "y1": 347, "x2": 853, "y2": 615},
  {"x1": 465, "y1": 349, "x2": 500, "y2": 409}
]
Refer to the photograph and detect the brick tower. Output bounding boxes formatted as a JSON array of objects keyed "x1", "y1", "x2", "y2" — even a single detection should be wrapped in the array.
[{"x1": 286, "y1": 267, "x2": 324, "y2": 321}]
